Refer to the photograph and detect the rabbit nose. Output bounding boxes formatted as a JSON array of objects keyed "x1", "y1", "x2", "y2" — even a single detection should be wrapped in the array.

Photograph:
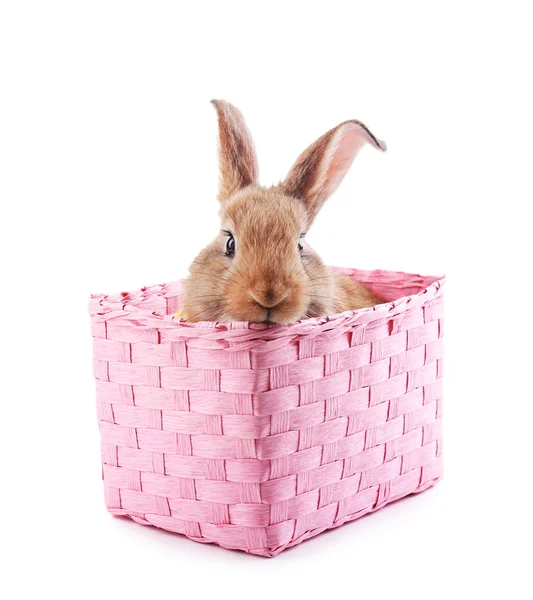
[{"x1": 249, "y1": 288, "x2": 289, "y2": 309}]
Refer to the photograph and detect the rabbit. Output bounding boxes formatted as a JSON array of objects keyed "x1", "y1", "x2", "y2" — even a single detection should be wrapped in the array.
[{"x1": 182, "y1": 100, "x2": 386, "y2": 324}]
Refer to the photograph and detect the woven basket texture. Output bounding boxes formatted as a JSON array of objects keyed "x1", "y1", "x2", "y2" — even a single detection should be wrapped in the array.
[{"x1": 89, "y1": 268, "x2": 444, "y2": 556}]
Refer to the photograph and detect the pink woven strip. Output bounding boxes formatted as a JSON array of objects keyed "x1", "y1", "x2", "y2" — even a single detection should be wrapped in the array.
[{"x1": 90, "y1": 268, "x2": 445, "y2": 556}]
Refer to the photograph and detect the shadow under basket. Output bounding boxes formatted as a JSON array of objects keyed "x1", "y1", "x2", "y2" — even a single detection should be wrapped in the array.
[{"x1": 89, "y1": 268, "x2": 445, "y2": 557}]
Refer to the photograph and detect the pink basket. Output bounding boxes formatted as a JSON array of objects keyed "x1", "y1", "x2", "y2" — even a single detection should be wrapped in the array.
[{"x1": 89, "y1": 268, "x2": 444, "y2": 556}]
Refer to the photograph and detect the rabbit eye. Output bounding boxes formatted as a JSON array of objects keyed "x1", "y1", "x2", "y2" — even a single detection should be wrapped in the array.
[
  {"x1": 298, "y1": 233, "x2": 306, "y2": 253},
  {"x1": 225, "y1": 233, "x2": 235, "y2": 257}
]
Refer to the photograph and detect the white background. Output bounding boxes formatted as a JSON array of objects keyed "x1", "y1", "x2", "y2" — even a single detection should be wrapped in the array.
[{"x1": 1, "y1": 1, "x2": 532, "y2": 598}]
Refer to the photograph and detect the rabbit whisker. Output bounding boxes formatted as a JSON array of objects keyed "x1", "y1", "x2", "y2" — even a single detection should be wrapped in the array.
[
  {"x1": 211, "y1": 254, "x2": 246, "y2": 282},
  {"x1": 303, "y1": 262, "x2": 328, "y2": 278},
  {"x1": 288, "y1": 259, "x2": 306, "y2": 279},
  {"x1": 185, "y1": 303, "x2": 221, "y2": 322},
  {"x1": 185, "y1": 294, "x2": 222, "y2": 301},
  {"x1": 304, "y1": 294, "x2": 340, "y2": 302},
  {"x1": 190, "y1": 259, "x2": 249, "y2": 293},
  {"x1": 201, "y1": 250, "x2": 247, "y2": 284},
  {"x1": 292, "y1": 259, "x2": 323, "y2": 280},
  {"x1": 190, "y1": 259, "x2": 227, "y2": 275},
  {"x1": 188, "y1": 270, "x2": 229, "y2": 285},
  {"x1": 308, "y1": 279, "x2": 328, "y2": 288}
]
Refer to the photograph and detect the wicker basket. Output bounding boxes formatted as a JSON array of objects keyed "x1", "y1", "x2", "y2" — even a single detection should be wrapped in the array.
[{"x1": 89, "y1": 268, "x2": 444, "y2": 556}]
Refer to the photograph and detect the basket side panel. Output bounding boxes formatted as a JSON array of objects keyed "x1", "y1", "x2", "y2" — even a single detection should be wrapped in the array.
[
  {"x1": 250, "y1": 284, "x2": 444, "y2": 555},
  {"x1": 93, "y1": 318, "x2": 287, "y2": 552}
]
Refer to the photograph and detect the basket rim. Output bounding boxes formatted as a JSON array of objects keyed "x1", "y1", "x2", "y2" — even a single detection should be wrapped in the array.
[{"x1": 89, "y1": 267, "x2": 445, "y2": 341}]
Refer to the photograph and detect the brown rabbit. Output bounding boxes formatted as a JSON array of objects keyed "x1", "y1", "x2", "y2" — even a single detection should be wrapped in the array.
[{"x1": 183, "y1": 100, "x2": 386, "y2": 324}]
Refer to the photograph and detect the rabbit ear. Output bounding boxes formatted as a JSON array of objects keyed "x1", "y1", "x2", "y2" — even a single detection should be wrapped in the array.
[
  {"x1": 211, "y1": 100, "x2": 259, "y2": 203},
  {"x1": 280, "y1": 120, "x2": 386, "y2": 222}
]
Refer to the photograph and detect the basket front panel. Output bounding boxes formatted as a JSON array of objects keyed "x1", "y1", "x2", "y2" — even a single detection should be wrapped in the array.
[{"x1": 91, "y1": 272, "x2": 444, "y2": 556}]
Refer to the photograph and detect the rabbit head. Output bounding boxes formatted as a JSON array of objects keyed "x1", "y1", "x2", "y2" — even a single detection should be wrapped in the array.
[{"x1": 183, "y1": 100, "x2": 386, "y2": 324}]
